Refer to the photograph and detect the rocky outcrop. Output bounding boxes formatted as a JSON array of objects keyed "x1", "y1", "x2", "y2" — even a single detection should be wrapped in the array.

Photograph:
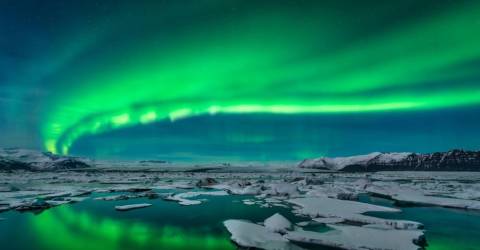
[
  {"x1": 299, "y1": 149, "x2": 480, "y2": 172},
  {"x1": 0, "y1": 148, "x2": 91, "y2": 171}
]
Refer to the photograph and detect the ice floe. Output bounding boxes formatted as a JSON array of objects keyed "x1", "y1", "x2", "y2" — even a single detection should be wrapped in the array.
[
  {"x1": 285, "y1": 225, "x2": 425, "y2": 250},
  {"x1": 164, "y1": 190, "x2": 229, "y2": 206},
  {"x1": 288, "y1": 197, "x2": 422, "y2": 229},
  {"x1": 264, "y1": 213, "x2": 292, "y2": 234},
  {"x1": 115, "y1": 203, "x2": 152, "y2": 211},
  {"x1": 224, "y1": 219, "x2": 303, "y2": 250},
  {"x1": 367, "y1": 181, "x2": 480, "y2": 210}
]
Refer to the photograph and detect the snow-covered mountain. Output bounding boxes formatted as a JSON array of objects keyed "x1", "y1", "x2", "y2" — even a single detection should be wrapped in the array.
[
  {"x1": 298, "y1": 150, "x2": 480, "y2": 172},
  {"x1": 0, "y1": 148, "x2": 91, "y2": 171}
]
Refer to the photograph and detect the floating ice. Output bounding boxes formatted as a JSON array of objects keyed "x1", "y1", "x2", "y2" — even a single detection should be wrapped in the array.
[
  {"x1": 288, "y1": 197, "x2": 422, "y2": 229},
  {"x1": 285, "y1": 225, "x2": 425, "y2": 250},
  {"x1": 264, "y1": 213, "x2": 292, "y2": 234},
  {"x1": 223, "y1": 219, "x2": 302, "y2": 250},
  {"x1": 115, "y1": 203, "x2": 152, "y2": 211},
  {"x1": 164, "y1": 190, "x2": 228, "y2": 206}
]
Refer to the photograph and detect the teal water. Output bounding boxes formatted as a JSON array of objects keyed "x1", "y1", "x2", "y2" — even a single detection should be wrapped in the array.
[
  {"x1": 1, "y1": 192, "x2": 479, "y2": 250},
  {"x1": 360, "y1": 195, "x2": 480, "y2": 250},
  {"x1": 0, "y1": 190, "x2": 309, "y2": 250}
]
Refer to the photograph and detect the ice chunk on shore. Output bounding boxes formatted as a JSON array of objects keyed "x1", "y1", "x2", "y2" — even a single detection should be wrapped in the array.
[
  {"x1": 115, "y1": 203, "x2": 152, "y2": 211},
  {"x1": 285, "y1": 225, "x2": 425, "y2": 250},
  {"x1": 264, "y1": 213, "x2": 292, "y2": 234}
]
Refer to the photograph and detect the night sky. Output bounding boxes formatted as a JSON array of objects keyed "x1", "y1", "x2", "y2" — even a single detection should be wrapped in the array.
[{"x1": 1, "y1": 0, "x2": 480, "y2": 161}]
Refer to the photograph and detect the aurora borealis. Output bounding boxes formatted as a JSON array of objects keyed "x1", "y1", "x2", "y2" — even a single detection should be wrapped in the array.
[{"x1": 1, "y1": 0, "x2": 480, "y2": 160}]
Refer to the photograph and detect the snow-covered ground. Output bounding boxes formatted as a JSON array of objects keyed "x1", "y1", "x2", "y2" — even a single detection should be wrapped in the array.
[{"x1": 1, "y1": 170, "x2": 479, "y2": 249}]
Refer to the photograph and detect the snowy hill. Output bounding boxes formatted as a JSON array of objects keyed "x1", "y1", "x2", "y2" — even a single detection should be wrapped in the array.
[
  {"x1": 298, "y1": 150, "x2": 480, "y2": 172},
  {"x1": 0, "y1": 148, "x2": 91, "y2": 171}
]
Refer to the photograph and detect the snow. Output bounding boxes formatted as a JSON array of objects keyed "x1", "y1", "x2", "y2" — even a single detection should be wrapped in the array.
[
  {"x1": 312, "y1": 217, "x2": 345, "y2": 224},
  {"x1": 288, "y1": 197, "x2": 399, "y2": 218},
  {"x1": 2, "y1": 166, "x2": 480, "y2": 250},
  {"x1": 0, "y1": 148, "x2": 90, "y2": 171},
  {"x1": 299, "y1": 152, "x2": 382, "y2": 170},
  {"x1": 39, "y1": 192, "x2": 72, "y2": 200},
  {"x1": 375, "y1": 152, "x2": 411, "y2": 163},
  {"x1": 285, "y1": 225, "x2": 425, "y2": 250},
  {"x1": 287, "y1": 197, "x2": 422, "y2": 229},
  {"x1": 367, "y1": 182, "x2": 480, "y2": 210},
  {"x1": 223, "y1": 219, "x2": 301, "y2": 250},
  {"x1": 164, "y1": 190, "x2": 229, "y2": 206},
  {"x1": 264, "y1": 213, "x2": 292, "y2": 234},
  {"x1": 115, "y1": 203, "x2": 152, "y2": 211},
  {"x1": 227, "y1": 185, "x2": 263, "y2": 195},
  {"x1": 95, "y1": 194, "x2": 132, "y2": 201},
  {"x1": 268, "y1": 183, "x2": 300, "y2": 197},
  {"x1": 299, "y1": 152, "x2": 411, "y2": 170}
]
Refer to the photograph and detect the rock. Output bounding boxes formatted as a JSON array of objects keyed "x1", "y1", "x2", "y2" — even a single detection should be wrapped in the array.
[
  {"x1": 305, "y1": 177, "x2": 324, "y2": 185},
  {"x1": 336, "y1": 192, "x2": 358, "y2": 201},
  {"x1": 144, "y1": 191, "x2": 160, "y2": 199},
  {"x1": 127, "y1": 187, "x2": 152, "y2": 192},
  {"x1": 289, "y1": 177, "x2": 305, "y2": 183},
  {"x1": 196, "y1": 177, "x2": 218, "y2": 187}
]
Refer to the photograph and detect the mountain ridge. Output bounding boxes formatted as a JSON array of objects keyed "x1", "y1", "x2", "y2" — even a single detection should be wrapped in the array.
[
  {"x1": 0, "y1": 148, "x2": 91, "y2": 171},
  {"x1": 298, "y1": 149, "x2": 480, "y2": 172}
]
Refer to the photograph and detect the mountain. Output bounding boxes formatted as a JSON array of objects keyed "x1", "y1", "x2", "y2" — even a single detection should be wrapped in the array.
[
  {"x1": 298, "y1": 150, "x2": 480, "y2": 172},
  {"x1": 0, "y1": 148, "x2": 91, "y2": 171}
]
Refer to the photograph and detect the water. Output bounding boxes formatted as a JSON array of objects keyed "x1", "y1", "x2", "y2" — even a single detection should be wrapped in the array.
[
  {"x1": 1, "y1": 192, "x2": 480, "y2": 250},
  {"x1": 361, "y1": 195, "x2": 480, "y2": 250},
  {"x1": 0, "y1": 191, "x2": 304, "y2": 250}
]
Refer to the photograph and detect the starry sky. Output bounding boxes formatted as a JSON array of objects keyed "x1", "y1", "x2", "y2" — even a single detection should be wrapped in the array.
[{"x1": 1, "y1": 0, "x2": 480, "y2": 161}]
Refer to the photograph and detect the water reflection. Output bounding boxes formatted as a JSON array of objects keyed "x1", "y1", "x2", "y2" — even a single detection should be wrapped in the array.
[{"x1": 31, "y1": 206, "x2": 235, "y2": 250}]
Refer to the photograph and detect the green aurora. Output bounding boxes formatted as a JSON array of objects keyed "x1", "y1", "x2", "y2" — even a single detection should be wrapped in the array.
[{"x1": 1, "y1": 1, "x2": 480, "y2": 157}]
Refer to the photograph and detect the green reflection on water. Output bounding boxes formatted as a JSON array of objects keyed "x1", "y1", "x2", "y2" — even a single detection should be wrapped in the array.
[{"x1": 31, "y1": 206, "x2": 234, "y2": 250}]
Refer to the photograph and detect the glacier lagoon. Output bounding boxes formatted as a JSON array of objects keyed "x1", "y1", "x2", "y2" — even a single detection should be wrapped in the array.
[
  {"x1": 0, "y1": 191, "x2": 298, "y2": 250},
  {"x1": 361, "y1": 195, "x2": 480, "y2": 250},
  {"x1": 1, "y1": 176, "x2": 480, "y2": 250}
]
